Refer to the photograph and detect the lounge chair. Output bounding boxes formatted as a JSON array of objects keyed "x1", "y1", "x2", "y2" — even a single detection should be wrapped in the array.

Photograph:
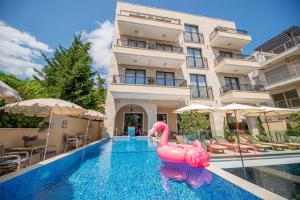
[
  {"x1": 205, "y1": 139, "x2": 227, "y2": 154},
  {"x1": 64, "y1": 133, "x2": 80, "y2": 152},
  {"x1": 239, "y1": 134, "x2": 272, "y2": 152},
  {"x1": 213, "y1": 136, "x2": 256, "y2": 154},
  {"x1": 256, "y1": 135, "x2": 288, "y2": 151},
  {"x1": 0, "y1": 149, "x2": 29, "y2": 175}
]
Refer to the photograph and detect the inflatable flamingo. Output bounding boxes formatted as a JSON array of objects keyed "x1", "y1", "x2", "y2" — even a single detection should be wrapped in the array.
[{"x1": 151, "y1": 121, "x2": 210, "y2": 168}]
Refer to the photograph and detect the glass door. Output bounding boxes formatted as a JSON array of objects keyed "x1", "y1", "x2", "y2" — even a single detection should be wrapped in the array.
[
  {"x1": 225, "y1": 77, "x2": 240, "y2": 90},
  {"x1": 187, "y1": 48, "x2": 204, "y2": 68},
  {"x1": 125, "y1": 69, "x2": 146, "y2": 85},
  {"x1": 156, "y1": 72, "x2": 175, "y2": 86},
  {"x1": 190, "y1": 74, "x2": 208, "y2": 98},
  {"x1": 124, "y1": 113, "x2": 143, "y2": 136}
]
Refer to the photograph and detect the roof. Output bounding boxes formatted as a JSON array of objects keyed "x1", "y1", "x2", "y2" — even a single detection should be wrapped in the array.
[{"x1": 255, "y1": 26, "x2": 300, "y2": 52}]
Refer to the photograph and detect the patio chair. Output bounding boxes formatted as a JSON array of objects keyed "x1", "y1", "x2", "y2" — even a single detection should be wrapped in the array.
[
  {"x1": 239, "y1": 134, "x2": 272, "y2": 152},
  {"x1": 77, "y1": 133, "x2": 91, "y2": 146},
  {"x1": 205, "y1": 139, "x2": 227, "y2": 154},
  {"x1": 213, "y1": 136, "x2": 256, "y2": 154},
  {"x1": 64, "y1": 133, "x2": 80, "y2": 152},
  {"x1": 256, "y1": 135, "x2": 288, "y2": 151},
  {"x1": 0, "y1": 149, "x2": 29, "y2": 175}
]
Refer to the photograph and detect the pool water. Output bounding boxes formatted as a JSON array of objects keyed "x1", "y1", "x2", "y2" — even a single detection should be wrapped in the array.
[
  {"x1": 1, "y1": 138, "x2": 260, "y2": 200},
  {"x1": 268, "y1": 163, "x2": 300, "y2": 176}
]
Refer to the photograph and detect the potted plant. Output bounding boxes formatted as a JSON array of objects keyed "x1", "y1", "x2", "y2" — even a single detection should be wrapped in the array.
[
  {"x1": 178, "y1": 111, "x2": 210, "y2": 144},
  {"x1": 22, "y1": 135, "x2": 39, "y2": 147},
  {"x1": 147, "y1": 77, "x2": 155, "y2": 85}
]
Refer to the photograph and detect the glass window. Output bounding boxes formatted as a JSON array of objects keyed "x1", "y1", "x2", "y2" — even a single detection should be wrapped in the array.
[
  {"x1": 190, "y1": 74, "x2": 209, "y2": 98},
  {"x1": 125, "y1": 69, "x2": 146, "y2": 85},
  {"x1": 225, "y1": 77, "x2": 240, "y2": 90},
  {"x1": 157, "y1": 114, "x2": 168, "y2": 124},
  {"x1": 187, "y1": 48, "x2": 205, "y2": 69},
  {"x1": 184, "y1": 24, "x2": 200, "y2": 43},
  {"x1": 156, "y1": 72, "x2": 175, "y2": 86},
  {"x1": 127, "y1": 40, "x2": 146, "y2": 48},
  {"x1": 272, "y1": 89, "x2": 299, "y2": 108}
]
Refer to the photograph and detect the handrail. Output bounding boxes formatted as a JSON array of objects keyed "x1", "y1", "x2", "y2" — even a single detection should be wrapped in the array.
[
  {"x1": 220, "y1": 84, "x2": 265, "y2": 94},
  {"x1": 186, "y1": 56, "x2": 208, "y2": 69},
  {"x1": 215, "y1": 53, "x2": 256, "y2": 64},
  {"x1": 189, "y1": 85, "x2": 213, "y2": 99},
  {"x1": 119, "y1": 10, "x2": 181, "y2": 25},
  {"x1": 116, "y1": 39, "x2": 183, "y2": 53},
  {"x1": 112, "y1": 75, "x2": 187, "y2": 88},
  {"x1": 269, "y1": 35, "x2": 300, "y2": 54},
  {"x1": 209, "y1": 26, "x2": 248, "y2": 40},
  {"x1": 183, "y1": 31, "x2": 204, "y2": 44},
  {"x1": 265, "y1": 67, "x2": 299, "y2": 85}
]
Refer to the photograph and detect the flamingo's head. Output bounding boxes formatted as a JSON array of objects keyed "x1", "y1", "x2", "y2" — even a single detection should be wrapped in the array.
[{"x1": 151, "y1": 121, "x2": 167, "y2": 136}]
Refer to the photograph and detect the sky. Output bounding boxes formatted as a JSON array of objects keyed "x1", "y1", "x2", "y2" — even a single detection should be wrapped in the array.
[{"x1": 0, "y1": 0, "x2": 299, "y2": 79}]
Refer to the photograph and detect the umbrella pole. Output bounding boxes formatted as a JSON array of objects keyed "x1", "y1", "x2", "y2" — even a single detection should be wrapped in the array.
[
  {"x1": 263, "y1": 112, "x2": 273, "y2": 143},
  {"x1": 234, "y1": 110, "x2": 246, "y2": 178},
  {"x1": 84, "y1": 116, "x2": 91, "y2": 147},
  {"x1": 43, "y1": 110, "x2": 53, "y2": 160}
]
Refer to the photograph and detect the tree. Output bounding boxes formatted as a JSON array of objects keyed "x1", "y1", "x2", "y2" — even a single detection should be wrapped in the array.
[
  {"x1": 94, "y1": 73, "x2": 106, "y2": 113},
  {"x1": 286, "y1": 112, "x2": 300, "y2": 137},
  {"x1": 35, "y1": 35, "x2": 97, "y2": 109},
  {"x1": 257, "y1": 117, "x2": 267, "y2": 136},
  {"x1": 179, "y1": 111, "x2": 210, "y2": 134}
]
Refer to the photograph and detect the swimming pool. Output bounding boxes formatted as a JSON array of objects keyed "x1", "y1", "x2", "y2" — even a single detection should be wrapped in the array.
[{"x1": 0, "y1": 138, "x2": 262, "y2": 200}]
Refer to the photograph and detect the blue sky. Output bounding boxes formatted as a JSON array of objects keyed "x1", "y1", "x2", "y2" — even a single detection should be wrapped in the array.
[{"x1": 0, "y1": 0, "x2": 299, "y2": 78}]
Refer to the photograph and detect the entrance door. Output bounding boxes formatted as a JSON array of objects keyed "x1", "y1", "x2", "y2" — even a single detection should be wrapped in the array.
[{"x1": 124, "y1": 113, "x2": 143, "y2": 136}]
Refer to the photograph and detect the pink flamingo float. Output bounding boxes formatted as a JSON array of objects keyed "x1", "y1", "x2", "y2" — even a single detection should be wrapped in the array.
[{"x1": 151, "y1": 121, "x2": 210, "y2": 168}]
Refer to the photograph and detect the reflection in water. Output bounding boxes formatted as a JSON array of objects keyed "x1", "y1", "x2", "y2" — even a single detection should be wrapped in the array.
[{"x1": 160, "y1": 162, "x2": 212, "y2": 190}]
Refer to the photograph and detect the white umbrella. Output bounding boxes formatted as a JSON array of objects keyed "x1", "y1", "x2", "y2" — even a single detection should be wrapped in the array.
[
  {"x1": 4, "y1": 98, "x2": 85, "y2": 160},
  {"x1": 215, "y1": 103, "x2": 260, "y2": 174},
  {"x1": 244, "y1": 106, "x2": 298, "y2": 142},
  {"x1": 81, "y1": 110, "x2": 104, "y2": 146},
  {"x1": 0, "y1": 81, "x2": 21, "y2": 102},
  {"x1": 173, "y1": 103, "x2": 215, "y2": 113}
]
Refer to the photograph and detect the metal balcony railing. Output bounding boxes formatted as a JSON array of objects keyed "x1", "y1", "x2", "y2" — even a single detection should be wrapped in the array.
[
  {"x1": 119, "y1": 10, "x2": 181, "y2": 25},
  {"x1": 275, "y1": 97, "x2": 300, "y2": 108},
  {"x1": 265, "y1": 66, "x2": 300, "y2": 86},
  {"x1": 183, "y1": 31, "x2": 204, "y2": 44},
  {"x1": 215, "y1": 53, "x2": 256, "y2": 64},
  {"x1": 186, "y1": 56, "x2": 208, "y2": 69},
  {"x1": 112, "y1": 75, "x2": 187, "y2": 88},
  {"x1": 269, "y1": 35, "x2": 300, "y2": 54},
  {"x1": 116, "y1": 39, "x2": 183, "y2": 53},
  {"x1": 209, "y1": 26, "x2": 249, "y2": 40},
  {"x1": 220, "y1": 84, "x2": 265, "y2": 94},
  {"x1": 190, "y1": 85, "x2": 213, "y2": 99}
]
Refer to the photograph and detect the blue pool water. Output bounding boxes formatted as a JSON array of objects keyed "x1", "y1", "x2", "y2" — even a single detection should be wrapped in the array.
[
  {"x1": 269, "y1": 163, "x2": 300, "y2": 176},
  {"x1": 0, "y1": 138, "x2": 260, "y2": 200}
]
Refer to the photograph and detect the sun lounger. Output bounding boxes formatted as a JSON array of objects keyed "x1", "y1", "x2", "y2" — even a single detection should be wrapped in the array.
[
  {"x1": 239, "y1": 135, "x2": 272, "y2": 152},
  {"x1": 286, "y1": 143, "x2": 300, "y2": 150},
  {"x1": 256, "y1": 135, "x2": 288, "y2": 151},
  {"x1": 205, "y1": 140, "x2": 227, "y2": 154},
  {"x1": 213, "y1": 136, "x2": 256, "y2": 154},
  {"x1": 0, "y1": 150, "x2": 29, "y2": 175}
]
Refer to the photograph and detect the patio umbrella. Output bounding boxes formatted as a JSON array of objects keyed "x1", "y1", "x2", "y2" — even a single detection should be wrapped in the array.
[
  {"x1": 0, "y1": 81, "x2": 21, "y2": 103},
  {"x1": 244, "y1": 106, "x2": 298, "y2": 142},
  {"x1": 173, "y1": 103, "x2": 215, "y2": 113},
  {"x1": 215, "y1": 103, "x2": 260, "y2": 176},
  {"x1": 4, "y1": 98, "x2": 85, "y2": 160},
  {"x1": 81, "y1": 110, "x2": 104, "y2": 146}
]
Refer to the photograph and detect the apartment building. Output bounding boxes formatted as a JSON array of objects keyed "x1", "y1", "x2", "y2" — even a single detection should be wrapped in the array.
[
  {"x1": 104, "y1": 1, "x2": 271, "y2": 137},
  {"x1": 254, "y1": 26, "x2": 300, "y2": 109}
]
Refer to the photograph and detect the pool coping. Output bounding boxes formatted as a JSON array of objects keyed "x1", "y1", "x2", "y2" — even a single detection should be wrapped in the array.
[{"x1": 0, "y1": 138, "x2": 108, "y2": 184}]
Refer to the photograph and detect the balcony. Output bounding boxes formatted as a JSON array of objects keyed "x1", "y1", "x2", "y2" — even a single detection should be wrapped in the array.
[
  {"x1": 114, "y1": 39, "x2": 185, "y2": 68},
  {"x1": 183, "y1": 32, "x2": 204, "y2": 44},
  {"x1": 219, "y1": 84, "x2": 271, "y2": 104},
  {"x1": 264, "y1": 66, "x2": 300, "y2": 90},
  {"x1": 209, "y1": 26, "x2": 251, "y2": 49},
  {"x1": 117, "y1": 10, "x2": 182, "y2": 42},
  {"x1": 274, "y1": 97, "x2": 300, "y2": 109},
  {"x1": 259, "y1": 36, "x2": 300, "y2": 68},
  {"x1": 190, "y1": 85, "x2": 213, "y2": 100},
  {"x1": 110, "y1": 75, "x2": 190, "y2": 100},
  {"x1": 214, "y1": 53, "x2": 260, "y2": 74}
]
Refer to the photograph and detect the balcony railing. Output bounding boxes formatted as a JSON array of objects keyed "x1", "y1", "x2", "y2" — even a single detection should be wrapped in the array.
[
  {"x1": 265, "y1": 67, "x2": 300, "y2": 86},
  {"x1": 190, "y1": 85, "x2": 213, "y2": 99},
  {"x1": 183, "y1": 31, "x2": 204, "y2": 44},
  {"x1": 220, "y1": 84, "x2": 265, "y2": 94},
  {"x1": 215, "y1": 53, "x2": 256, "y2": 64},
  {"x1": 209, "y1": 26, "x2": 249, "y2": 40},
  {"x1": 112, "y1": 75, "x2": 187, "y2": 88},
  {"x1": 116, "y1": 39, "x2": 183, "y2": 53},
  {"x1": 119, "y1": 10, "x2": 181, "y2": 25},
  {"x1": 275, "y1": 97, "x2": 300, "y2": 109},
  {"x1": 186, "y1": 56, "x2": 208, "y2": 69},
  {"x1": 268, "y1": 35, "x2": 300, "y2": 54}
]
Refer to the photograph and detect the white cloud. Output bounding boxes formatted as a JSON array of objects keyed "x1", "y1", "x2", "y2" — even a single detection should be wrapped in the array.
[
  {"x1": 0, "y1": 21, "x2": 52, "y2": 77},
  {"x1": 82, "y1": 20, "x2": 114, "y2": 76}
]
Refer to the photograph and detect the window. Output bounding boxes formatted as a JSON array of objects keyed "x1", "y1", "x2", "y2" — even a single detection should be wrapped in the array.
[
  {"x1": 219, "y1": 51, "x2": 233, "y2": 58},
  {"x1": 157, "y1": 114, "x2": 168, "y2": 124},
  {"x1": 264, "y1": 65, "x2": 290, "y2": 84},
  {"x1": 127, "y1": 39, "x2": 146, "y2": 48},
  {"x1": 184, "y1": 24, "x2": 201, "y2": 43},
  {"x1": 125, "y1": 69, "x2": 146, "y2": 84},
  {"x1": 224, "y1": 77, "x2": 240, "y2": 90},
  {"x1": 187, "y1": 48, "x2": 205, "y2": 69},
  {"x1": 156, "y1": 72, "x2": 175, "y2": 86},
  {"x1": 190, "y1": 74, "x2": 209, "y2": 98},
  {"x1": 156, "y1": 43, "x2": 172, "y2": 52},
  {"x1": 272, "y1": 89, "x2": 300, "y2": 108}
]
